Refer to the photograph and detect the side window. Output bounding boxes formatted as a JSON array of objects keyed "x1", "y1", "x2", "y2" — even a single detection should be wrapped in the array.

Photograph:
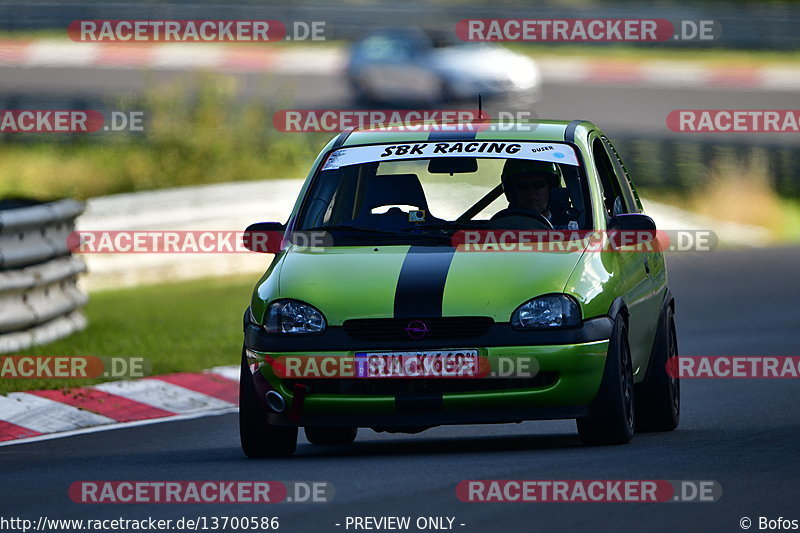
[
  {"x1": 359, "y1": 36, "x2": 413, "y2": 61},
  {"x1": 601, "y1": 137, "x2": 642, "y2": 213},
  {"x1": 591, "y1": 137, "x2": 628, "y2": 218}
]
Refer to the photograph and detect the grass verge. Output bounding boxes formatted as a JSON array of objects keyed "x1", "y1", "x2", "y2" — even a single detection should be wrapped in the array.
[
  {"x1": 0, "y1": 274, "x2": 255, "y2": 395},
  {"x1": 640, "y1": 152, "x2": 799, "y2": 243},
  {"x1": 0, "y1": 73, "x2": 330, "y2": 201}
]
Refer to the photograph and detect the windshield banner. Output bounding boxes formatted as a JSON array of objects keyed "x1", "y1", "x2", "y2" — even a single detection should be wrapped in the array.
[{"x1": 321, "y1": 141, "x2": 580, "y2": 170}]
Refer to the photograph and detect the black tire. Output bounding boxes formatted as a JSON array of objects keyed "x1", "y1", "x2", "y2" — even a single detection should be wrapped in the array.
[
  {"x1": 349, "y1": 75, "x2": 378, "y2": 105},
  {"x1": 437, "y1": 79, "x2": 456, "y2": 104},
  {"x1": 304, "y1": 426, "x2": 358, "y2": 445},
  {"x1": 577, "y1": 315, "x2": 635, "y2": 445},
  {"x1": 239, "y1": 348, "x2": 297, "y2": 458},
  {"x1": 635, "y1": 304, "x2": 680, "y2": 432}
]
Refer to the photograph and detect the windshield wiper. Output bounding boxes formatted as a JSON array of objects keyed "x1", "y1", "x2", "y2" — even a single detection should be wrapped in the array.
[
  {"x1": 305, "y1": 224, "x2": 405, "y2": 235},
  {"x1": 418, "y1": 221, "x2": 485, "y2": 230},
  {"x1": 305, "y1": 224, "x2": 451, "y2": 242}
]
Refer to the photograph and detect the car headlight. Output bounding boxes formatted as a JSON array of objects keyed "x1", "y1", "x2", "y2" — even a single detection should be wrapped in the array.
[
  {"x1": 265, "y1": 300, "x2": 326, "y2": 335},
  {"x1": 511, "y1": 294, "x2": 581, "y2": 329}
]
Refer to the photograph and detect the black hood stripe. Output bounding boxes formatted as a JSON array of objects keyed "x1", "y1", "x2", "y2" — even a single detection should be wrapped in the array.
[
  {"x1": 332, "y1": 127, "x2": 354, "y2": 148},
  {"x1": 394, "y1": 246, "x2": 456, "y2": 318},
  {"x1": 564, "y1": 120, "x2": 585, "y2": 142},
  {"x1": 391, "y1": 129, "x2": 472, "y2": 318}
]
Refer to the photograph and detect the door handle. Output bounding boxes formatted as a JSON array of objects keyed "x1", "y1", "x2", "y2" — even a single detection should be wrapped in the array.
[{"x1": 643, "y1": 257, "x2": 651, "y2": 276}]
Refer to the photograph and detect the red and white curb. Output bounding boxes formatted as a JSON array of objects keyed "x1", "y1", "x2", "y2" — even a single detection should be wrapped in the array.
[
  {"x1": 1, "y1": 39, "x2": 799, "y2": 91},
  {"x1": 0, "y1": 365, "x2": 239, "y2": 445},
  {"x1": 0, "y1": 39, "x2": 342, "y2": 75},
  {"x1": 537, "y1": 57, "x2": 800, "y2": 92}
]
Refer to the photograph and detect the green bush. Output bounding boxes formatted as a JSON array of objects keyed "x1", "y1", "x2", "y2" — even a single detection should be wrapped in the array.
[{"x1": 0, "y1": 73, "x2": 329, "y2": 201}]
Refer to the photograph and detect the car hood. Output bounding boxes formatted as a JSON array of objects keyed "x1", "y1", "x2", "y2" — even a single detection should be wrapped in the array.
[{"x1": 268, "y1": 245, "x2": 585, "y2": 324}]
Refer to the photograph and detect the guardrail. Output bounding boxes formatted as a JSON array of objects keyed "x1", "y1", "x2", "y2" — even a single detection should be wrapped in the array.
[
  {"x1": 0, "y1": 1, "x2": 798, "y2": 50},
  {"x1": 0, "y1": 199, "x2": 88, "y2": 353},
  {"x1": 612, "y1": 136, "x2": 800, "y2": 198}
]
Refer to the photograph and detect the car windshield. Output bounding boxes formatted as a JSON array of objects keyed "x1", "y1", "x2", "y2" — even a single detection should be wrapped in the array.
[{"x1": 296, "y1": 140, "x2": 591, "y2": 246}]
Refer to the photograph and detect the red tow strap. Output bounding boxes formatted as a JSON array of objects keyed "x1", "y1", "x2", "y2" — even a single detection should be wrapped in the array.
[{"x1": 289, "y1": 384, "x2": 309, "y2": 422}]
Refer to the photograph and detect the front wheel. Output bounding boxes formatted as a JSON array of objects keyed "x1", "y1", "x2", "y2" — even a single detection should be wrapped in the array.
[
  {"x1": 437, "y1": 79, "x2": 456, "y2": 104},
  {"x1": 239, "y1": 347, "x2": 297, "y2": 457},
  {"x1": 349, "y1": 75, "x2": 379, "y2": 105},
  {"x1": 635, "y1": 304, "x2": 680, "y2": 432},
  {"x1": 577, "y1": 315, "x2": 635, "y2": 445}
]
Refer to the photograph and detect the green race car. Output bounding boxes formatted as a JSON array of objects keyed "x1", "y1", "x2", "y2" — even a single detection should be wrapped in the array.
[{"x1": 240, "y1": 120, "x2": 680, "y2": 457}]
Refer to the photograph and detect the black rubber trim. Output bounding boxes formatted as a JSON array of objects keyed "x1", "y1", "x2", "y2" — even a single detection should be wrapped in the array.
[
  {"x1": 244, "y1": 316, "x2": 613, "y2": 352},
  {"x1": 393, "y1": 246, "x2": 456, "y2": 318},
  {"x1": 564, "y1": 120, "x2": 585, "y2": 143},
  {"x1": 665, "y1": 288, "x2": 675, "y2": 313},
  {"x1": 266, "y1": 405, "x2": 589, "y2": 427},
  {"x1": 243, "y1": 307, "x2": 252, "y2": 332},
  {"x1": 607, "y1": 297, "x2": 626, "y2": 321}
]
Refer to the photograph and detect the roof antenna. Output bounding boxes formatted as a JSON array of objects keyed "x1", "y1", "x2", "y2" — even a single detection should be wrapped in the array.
[{"x1": 477, "y1": 94, "x2": 484, "y2": 120}]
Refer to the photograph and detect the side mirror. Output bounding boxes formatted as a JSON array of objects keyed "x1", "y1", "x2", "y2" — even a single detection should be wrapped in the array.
[
  {"x1": 608, "y1": 213, "x2": 656, "y2": 231},
  {"x1": 242, "y1": 222, "x2": 285, "y2": 253},
  {"x1": 607, "y1": 213, "x2": 658, "y2": 248}
]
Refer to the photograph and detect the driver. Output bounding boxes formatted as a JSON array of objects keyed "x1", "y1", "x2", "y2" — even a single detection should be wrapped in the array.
[
  {"x1": 501, "y1": 160, "x2": 559, "y2": 217},
  {"x1": 496, "y1": 160, "x2": 557, "y2": 225},
  {"x1": 496, "y1": 159, "x2": 578, "y2": 230}
]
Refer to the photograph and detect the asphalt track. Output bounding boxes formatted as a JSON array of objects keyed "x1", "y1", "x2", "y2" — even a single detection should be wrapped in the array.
[
  {"x1": 1, "y1": 246, "x2": 798, "y2": 533},
  {"x1": 1, "y1": 66, "x2": 798, "y2": 144}
]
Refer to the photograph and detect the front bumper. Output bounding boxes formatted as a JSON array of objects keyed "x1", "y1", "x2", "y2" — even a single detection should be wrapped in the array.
[{"x1": 244, "y1": 313, "x2": 612, "y2": 428}]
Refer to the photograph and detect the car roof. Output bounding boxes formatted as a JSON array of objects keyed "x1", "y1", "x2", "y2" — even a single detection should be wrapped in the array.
[
  {"x1": 338, "y1": 120, "x2": 598, "y2": 148},
  {"x1": 355, "y1": 27, "x2": 459, "y2": 47}
]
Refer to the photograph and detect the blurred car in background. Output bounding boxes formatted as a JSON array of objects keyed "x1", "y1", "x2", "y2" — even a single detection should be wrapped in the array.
[{"x1": 347, "y1": 28, "x2": 541, "y2": 105}]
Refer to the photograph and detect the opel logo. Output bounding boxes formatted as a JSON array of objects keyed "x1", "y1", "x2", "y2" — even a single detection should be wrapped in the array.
[{"x1": 404, "y1": 320, "x2": 430, "y2": 339}]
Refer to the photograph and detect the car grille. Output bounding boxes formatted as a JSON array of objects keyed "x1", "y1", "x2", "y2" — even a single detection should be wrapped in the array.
[
  {"x1": 283, "y1": 373, "x2": 559, "y2": 395},
  {"x1": 342, "y1": 316, "x2": 494, "y2": 341}
]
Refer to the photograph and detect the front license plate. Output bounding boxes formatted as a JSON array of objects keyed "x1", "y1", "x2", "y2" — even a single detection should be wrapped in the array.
[{"x1": 354, "y1": 349, "x2": 481, "y2": 378}]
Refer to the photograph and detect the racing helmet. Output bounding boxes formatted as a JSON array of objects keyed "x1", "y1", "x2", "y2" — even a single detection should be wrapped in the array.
[{"x1": 500, "y1": 159, "x2": 562, "y2": 203}]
